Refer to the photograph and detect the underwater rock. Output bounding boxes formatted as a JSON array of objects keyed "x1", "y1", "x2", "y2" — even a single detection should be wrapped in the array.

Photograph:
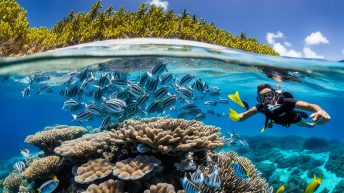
[
  {"x1": 325, "y1": 148, "x2": 344, "y2": 177},
  {"x1": 275, "y1": 155, "x2": 324, "y2": 170},
  {"x1": 143, "y1": 183, "x2": 176, "y2": 193},
  {"x1": 255, "y1": 163, "x2": 277, "y2": 181},
  {"x1": 74, "y1": 159, "x2": 114, "y2": 184},
  {"x1": 303, "y1": 137, "x2": 329, "y2": 152},
  {"x1": 109, "y1": 117, "x2": 224, "y2": 154},
  {"x1": 333, "y1": 180, "x2": 344, "y2": 193},
  {"x1": 307, "y1": 167, "x2": 325, "y2": 179},
  {"x1": 83, "y1": 179, "x2": 124, "y2": 193},
  {"x1": 22, "y1": 156, "x2": 62, "y2": 180},
  {"x1": 25, "y1": 126, "x2": 86, "y2": 152},
  {"x1": 285, "y1": 169, "x2": 307, "y2": 193},
  {"x1": 113, "y1": 155, "x2": 161, "y2": 180}
]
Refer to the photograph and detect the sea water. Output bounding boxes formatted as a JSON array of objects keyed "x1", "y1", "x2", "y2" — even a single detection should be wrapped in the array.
[{"x1": 0, "y1": 39, "x2": 343, "y2": 192}]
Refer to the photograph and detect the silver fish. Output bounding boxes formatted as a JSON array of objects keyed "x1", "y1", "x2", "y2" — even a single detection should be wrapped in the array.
[
  {"x1": 152, "y1": 63, "x2": 167, "y2": 76},
  {"x1": 204, "y1": 101, "x2": 217, "y2": 106},
  {"x1": 21, "y1": 86, "x2": 31, "y2": 97},
  {"x1": 129, "y1": 84, "x2": 144, "y2": 97},
  {"x1": 20, "y1": 149, "x2": 31, "y2": 159},
  {"x1": 154, "y1": 86, "x2": 169, "y2": 99},
  {"x1": 193, "y1": 113, "x2": 206, "y2": 121},
  {"x1": 72, "y1": 111, "x2": 92, "y2": 122},
  {"x1": 100, "y1": 115, "x2": 111, "y2": 130},
  {"x1": 179, "y1": 74, "x2": 194, "y2": 86},
  {"x1": 160, "y1": 73, "x2": 173, "y2": 85},
  {"x1": 13, "y1": 161, "x2": 25, "y2": 173},
  {"x1": 136, "y1": 143, "x2": 151, "y2": 153},
  {"x1": 62, "y1": 99, "x2": 80, "y2": 110},
  {"x1": 191, "y1": 169, "x2": 204, "y2": 185}
]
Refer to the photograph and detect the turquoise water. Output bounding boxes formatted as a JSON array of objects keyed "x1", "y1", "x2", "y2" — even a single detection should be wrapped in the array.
[{"x1": 0, "y1": 39, "x2": 343, "y2": 193}]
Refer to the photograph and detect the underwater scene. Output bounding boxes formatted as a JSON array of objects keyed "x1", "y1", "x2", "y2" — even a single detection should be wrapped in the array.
[{"x1": 0, "y1": 39, "x2": 343, "y2": 193}]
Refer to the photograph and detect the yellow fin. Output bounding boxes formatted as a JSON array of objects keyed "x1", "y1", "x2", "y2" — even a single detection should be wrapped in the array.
[
  {"x1": 53, "y1": 176, "x2": 59, "y2": 183},
  {"x1": 228, "y1": 108, "x2": 240, "y2": 121},
  {"x1": 228, "y1": 91, "x2": 245, "y2": 108}
]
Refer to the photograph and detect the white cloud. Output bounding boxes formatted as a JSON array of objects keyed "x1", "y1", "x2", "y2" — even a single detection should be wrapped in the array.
[
  {"x1": 149, "y1": 0, "x2": 169, "y2": 11},
  {"x1": 266, "y1": 31, "x2": 329, "y2": 59},
  {"x1": 305, "y1": 31, "x2": 329, "y2": 46},
  {"x1": 303, "y1": 47, "x2": 324, "y2": 59},
  {"x1": 266, "y1": 31, "x2": 284, "y2": 44}
]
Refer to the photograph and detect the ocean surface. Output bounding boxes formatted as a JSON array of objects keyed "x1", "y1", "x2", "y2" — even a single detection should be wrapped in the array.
[{"x1": 0, "y1": 38, "x2": 343, "y2": 193}]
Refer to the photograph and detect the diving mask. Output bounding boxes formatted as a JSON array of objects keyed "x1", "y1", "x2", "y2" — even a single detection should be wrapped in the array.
[{"x1": 257, "y1": 91, "x2": 275, "y2": 103}]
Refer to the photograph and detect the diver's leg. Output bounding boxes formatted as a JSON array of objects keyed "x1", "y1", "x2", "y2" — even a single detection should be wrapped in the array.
[{"x1": 295, "y1": 118, "x2": 315, "y2": 128}]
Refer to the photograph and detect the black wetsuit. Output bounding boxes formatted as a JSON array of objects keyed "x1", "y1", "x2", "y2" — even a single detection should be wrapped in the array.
[{"x1": 255, "y1": 98, "x2": 306, "y2": 127}]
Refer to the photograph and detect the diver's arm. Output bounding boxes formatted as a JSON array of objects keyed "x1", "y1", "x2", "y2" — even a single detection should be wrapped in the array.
[
  {"x1": 238, "y1": 106, "x2": 258, "y2": 121},
  {"x1": 295, "y1": 101, "x2": 331, "y2": 124}
]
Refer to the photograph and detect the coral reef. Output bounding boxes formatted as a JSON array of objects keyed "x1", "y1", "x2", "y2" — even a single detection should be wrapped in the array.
[
  {"x1": 255, "y1": 162, "x2": 277, "y2": 181},
  {"x1": 303, "y1": 137, "x2": 329, "y2": 152},
  {"x1": 22, "y1": 156, "x2": 62, "y2": 180},
  {"x1": 325, "y1": 148, "x2": 344, "y2": 177},
  {"x1": 109, "y1": 117, "x2": 224, "y2": 154},
  {"x1": 25, "y1": 126, "x2": 86, "y2": 152},
  {"x1": 2, "y1": 173, "x2": 22, "y2": 190},
  {"x1": 333, "y1": 180, "x2": 344, "y2": 193},
  {"x1": 200, "y1": 152, "x2": 268, "y2": 193},
  {"x1": 284, "y1": 169, "x2": 307, "y2": 193},
  {"x1": 274, "y1": 155, "x2": 324, "y2": 170},
  {"x1": 83, "y1": 179, "x2": 124, "y2": 193},
  {"x1": 54, "y1": 132, "x2": 113, "y2": 159},
  {"x1": 75, "y1": 159, "x2": 114, "y2": 184},
  {"x1": 144, "y1": 183, "x2": 176, "y2": 193},
  {"x1": 113, "y1": 155, "x2": 161, "y2": 180},
  {"x1": 306, "y1": 167, "x2": 325, "y2": 179}
]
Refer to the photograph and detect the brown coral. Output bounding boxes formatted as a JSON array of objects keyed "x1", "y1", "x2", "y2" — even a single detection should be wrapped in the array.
[
  {"x1": 113, "y1": 155, "x2": 161, "y2": 180},
  {"x1": 74, "y1": 159, "x2": 114, "y2": 184},
  {"x1": 200, "y1": 151, "x2": 268, "y2": 193},
  {"x1": 22, "y1": 156, "x2": 62, "y2": 180},
  {"x1": 109, "y1": 117, "x2": 224, "y2": 154},
  {"x1": 82, "y1": 179, "x2": 124, "y2": 193},
  {"x1": 25, "y1": 126, "x2": 86, "y2": 151},
  {"x1": 54, "y1": 132, "x2": 113, "y2": 158},
  {"x1": 144, "y1": 183, "x2": 176, "y2": 193},
  {"x1": 3, "y1": 173, "x2": 22, "y2": 190}
]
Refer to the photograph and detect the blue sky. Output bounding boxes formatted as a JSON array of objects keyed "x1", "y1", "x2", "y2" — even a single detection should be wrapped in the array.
[{"x1": 17, "y1": 0, "x2": 344, "y2": 61}]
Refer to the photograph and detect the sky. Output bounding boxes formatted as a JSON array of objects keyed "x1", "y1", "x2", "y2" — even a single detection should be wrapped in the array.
[{"x1": 16, "y1": 0, "x2": 344, "y2": 61}]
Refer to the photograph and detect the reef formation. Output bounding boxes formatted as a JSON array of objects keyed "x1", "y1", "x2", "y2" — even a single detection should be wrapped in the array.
[{"x1": 1, "y1": 117, "x2": 270, "y2": 193}]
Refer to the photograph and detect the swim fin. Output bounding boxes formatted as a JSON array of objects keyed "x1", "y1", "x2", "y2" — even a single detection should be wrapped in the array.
[
  {"x1": 228, "y1": 108, "x2": 240, "y2": 121},
  {"x1": 228, "y1": 91, "x2": 246, "y2": 109}
]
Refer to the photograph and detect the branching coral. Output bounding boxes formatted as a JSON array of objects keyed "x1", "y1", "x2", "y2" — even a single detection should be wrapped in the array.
[
  {"x1": 25, "y1": 126, "x2": 86, "y2": 152},
  {"x1": 83, "y1": 179, "x2": 124, "y2": 193},
  {"x1": 54, "y1": 132, "x2": 113, "y2": 158},
  {"x1": 22, "y1": 156, "x2": 62, "y2": 180},
  {"x1": 74, "y1": 159, "x2": 114, "y2": 184},
  {"x1": 109, "y1": 117, "x2": 224, "y2": 154},
  {"x1": 144, "y1": 183, "x2": 176, "y2": 193},
  {"x1": 3, "y1": 173, "x2": 22, "y2": 190},
  {"x1": 200, "y1": 152, "x2": 268, "y2": 193},
  {"x1": 113, "y1": 155, "x2": 161, "y2": 180}
]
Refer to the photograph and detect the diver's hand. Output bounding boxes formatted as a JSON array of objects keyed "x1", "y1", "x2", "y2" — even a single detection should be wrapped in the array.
[{"x1": 310, "y1": 109, "x2": 330, "y2": 125}]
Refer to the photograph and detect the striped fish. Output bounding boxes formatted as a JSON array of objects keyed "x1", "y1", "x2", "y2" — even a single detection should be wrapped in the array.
[
  {"x1": 231, "y1": 162, "x2": 250, "y2": 179},
  {"x1": 129, "y1": 84, "x2": 144, "y2": 97},
  {"x1": 179, "y1": 74, "x2": 194, "y2": 86},
  {"x1": 191, "y1": 169, "x2": 204, "y2": 185},
  {"x1": 115, "y1": 90, "x2": 130, "y2": 100},
  {"x1": 86, "y1": 104, "x2": 103, "y2": 115},
  {"x1": 112, "y1": 79, "x2": 128, "y2": 87},
  {"x1": 193, "y1": 78, "x2": 205, "y2": 93},
  {"x1": 146, "y1": 77, "x2": 159, "y2": 92},
  {"x1": 100, "y1": 115, "x2": 111, "y2": 130},
  {"x1": 21, "y1": 86, "x2": 31, "y2": 97},
  {"x1": 20, "y1": 149, "x2": 31, "y2": 159},
  {"x1": 94, "y1": 86, "x2": 103, "y2": 101},
  {"x1": 204, "y1": 172, "x2": 221, "y2": 189},
  {"x1": 62, "y1": 99, "x2": 79, "y2": 110},
  {"x1": 180, "y1": 176, "x2": 201, "y2": 193},
  {"x1": 98, "y1": 73, "x2": 109, "y2": 87},
  {"x1": 209, "y1": 87, "x2": 220, "y2": 96},
  {"x1": 193, "y1": 113, "x2": 206, "y2": 121},
  {"x1": 67, "y1": 84, "x2": 79, "y2": 97},
  {"x1": 177, "y1": 87, "x2": 193, "y2": 100},
  {"x1": 161, "y1": 95, "x2": 177, "y2": 109},
  {"x1": 152, "y1": 63, "x2": 167, "y2": 76},
  {"x1": 72, "y1": 111, "x2": 92, "y2": 122},
  {"x1": 160, "y1": 73, "x2": 173, "y2": 85},
  {"x1": 37, "y1": 85, "x2": 51, "y2": 95},
  {"x1": 103, "y1": 98, "x2": 126, "y2": 113},
  {"x1": 139, "y1": 72, "x2": 150, "y2": 87},
  {"x1": 186, "y1": 108, "x2": 202, "y2": 115},
  {"x1": 13, "y1": 161, "x2": 25, "y2": 173},
  {"x1": 154, "y1": 86, "x2": 169, "y2": 99},
  {"x1": 137, "y1": 93, "x2": 150, "y2": 106},
  {"x1": 217, "y1": 98, "x2": 229, "y2": 104},
  {"x1": 204, "y1": 101, "x2": 217, "y2": 106},
  {"x1": 146, "y1": 101, "x2": 161, "y2": 114}
]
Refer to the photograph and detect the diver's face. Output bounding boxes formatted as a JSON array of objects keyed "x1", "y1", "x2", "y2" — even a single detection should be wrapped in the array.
[{"x1": 258, "y1": 88, "x2": 276, "y2": 105}]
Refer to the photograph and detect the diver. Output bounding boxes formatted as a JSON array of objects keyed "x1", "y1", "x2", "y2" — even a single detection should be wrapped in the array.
[{"x1": 229, "y1": 84, "x2": 331, "y2": 132}]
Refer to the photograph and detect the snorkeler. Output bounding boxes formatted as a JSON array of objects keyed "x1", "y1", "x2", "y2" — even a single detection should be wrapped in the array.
[{"x1": 229, "y1": 84, "x2": 331, "y2": 132}]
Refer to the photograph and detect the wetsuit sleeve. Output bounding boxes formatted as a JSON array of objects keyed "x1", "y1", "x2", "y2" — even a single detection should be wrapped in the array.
[
  {"x1": 282, "y1": 98, "x2": 299, "y2": 108},
  {"x1": 255, "y1": 103, "x2": 264, "y2": 113}
]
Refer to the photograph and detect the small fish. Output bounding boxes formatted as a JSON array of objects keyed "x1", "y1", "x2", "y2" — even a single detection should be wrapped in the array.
[
  {"x1": 231, "y1": 162, "x2": 250, "y2": 179},
  {"x1": 37, "y1": 176, "x2": 59, "y2": 193},
  {"x1": 37, "y1": 85, "x2": 51, "y2": 95},
  {"x1": 137, "y1": 93, "x2": 150, "y2": 106},
  {"x1": 72, "y1": 111, "x2": 92, "y2": 122},
  {"x1": 176, "y1": 86, "x2": 193, "y2": 100},
  {"x1": 209, "y1": 87, "x2": 220, "y2": 96},
  {"x1": 193, "y1": 113, "x2": 206, "y2": 121},
  {"x1": 204, "y1": 172, "x2": 221, "y2": 189},
  {"x1": 161, "y1": 95, "x2": 177, "y2": 109},
  {"x1": 191, "y1": 169, "x2": 204, "y2": 185},
  {"x1": 21, "y1": 86, "x2": 31, "y2": 97},
  {"x1": 152, "y1": 63, "x2": 167, "y2": 76},
  {"x1": 146, "y1": 101, "x2": 162, "y2": 114},
  {"x1": 102, "y1": 98, "x2": 127, "y2": 113},
  {"x1": 266, "y1": 186, "x2": 274, "y2": 193},
  {"x1": 62, "y1": 99, "x2": 80, "y2": 110},
  {"x1": 86, "y1": 104, "x2": 103, "y2": 115},
  {"x1": 20, "y1": 149, "x2": 31, "y2": 159},
  {"x1": 67, "y1": 84, "x2": 79, "y2": 97},
  {"x1": 94, "y1": 86, "x2": 103, "y2": 101},
  {"x1": 154, "y1": 86, "x2": 169, "y2": 99},
  {"x1": 180, "y1": 176, "x2": 201, "y2": 193},
  {"x1": 217, "y1": 98, "x2": 229, "y2": 104},
  {"x1": 204, "y1": 101, "x2": 217, "y2": 106},
  {"x1": 99, "y1": 115, "x2": 111, "y2": 130},
  {"x1": 137, "y1": 143, "x2": 151, "y2": 153},
  {"x1": 13, "y1": 161, "x2": 25, "y2": 173},
  {"x1": 303, "y1": 175, "x2": 322, "y2": 193},
  {"x1": 98, "y1": 73, "x2": 110, "y2": 87},
  {"x1": 181, "y1": 104, "x2": 198, "y2": 111},
  {"x1": 146, "y1": 76, "x2": 159, "y2": 92},
  {"x1": 179, "y1": 74, "x2": 194, "y2": 86},
  {"x1": 139, "y1": 72, "x2": 150, "y2": 87},
  {"x1": 276, "y1": 184, "x2": 285, "y2": 193},
  {"x1": 129, "y1": 84, "x2": 144, "y2": 97},
  {"x1": 160, "y1": 73, "x2": 173, "y2": 85},
  {"x1": 111, "y1": 79, "x2": 129, "y2": 87},
  {"x1": 193, "y1": 78, "x2": 206, "y2": 93}
]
